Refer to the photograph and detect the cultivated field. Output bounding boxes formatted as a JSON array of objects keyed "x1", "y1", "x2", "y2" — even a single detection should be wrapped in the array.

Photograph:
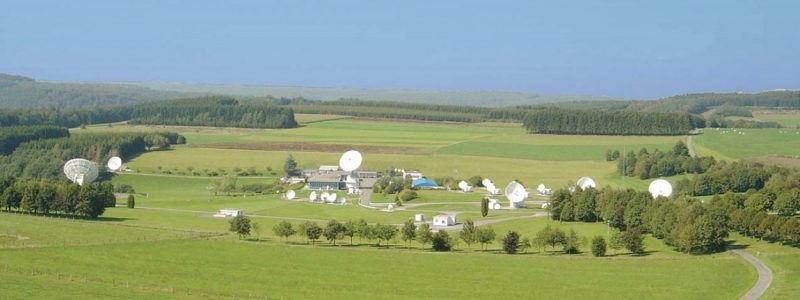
[{"x1": 693, "y1": 128, "x2": 800, "y2": 160}]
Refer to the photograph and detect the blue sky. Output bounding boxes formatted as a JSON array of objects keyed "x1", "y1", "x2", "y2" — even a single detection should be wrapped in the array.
[{"x1": 1, "y1": 0, "x2": 797, "y2": 99}]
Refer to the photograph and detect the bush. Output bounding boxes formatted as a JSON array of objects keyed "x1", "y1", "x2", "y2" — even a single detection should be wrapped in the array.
[
  {"x1": 398, "y1": 189, "x2": 418, "y2": 202},
  {"x1": 126, "y1": 194, "x2": 135, "y2": 209},
  {"x1": 431, "y1": 230, "x2": 452, "y2": 251},
  {"x1": 591, "y1": 236, "x2": 606, "y2": 257},
  {"x1": 228, "y1": 215, "x2": 252, "y2": 239}
]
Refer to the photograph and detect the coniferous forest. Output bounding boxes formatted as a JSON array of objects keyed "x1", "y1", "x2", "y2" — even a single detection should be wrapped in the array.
[
  {"x1": 129, "y1": 96, "x2": 298, "y2": 129},
  {"x1": 522, "y1": 108, "x2": 699, "y2": 135}
]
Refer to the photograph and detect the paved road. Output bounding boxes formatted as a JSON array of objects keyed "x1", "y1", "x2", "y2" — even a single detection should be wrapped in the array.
[{"x1": 732, "y1": 249, "x2": 773, "y2": 300}]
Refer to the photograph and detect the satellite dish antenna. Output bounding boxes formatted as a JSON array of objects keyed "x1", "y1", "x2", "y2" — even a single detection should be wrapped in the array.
[
  {"x1": 107, "y1": 156, "x2": 122, "y2": 172},
  {"x1": 309, "y1": 191, "x2": 318, "y2": 202},
  {"x1": 458, "y1": 181, "x2": 472, "y2": 192},
  {"x1": 339, "y1": 150, "x2": 363, "y2": 172},
  {"x1": 482, "y1": 178, "x2": 493, "y2": 187},
  {"x1": 64, "y1": 159, "x2": 99, "y2": 186},
  {"x1": 329, "y1": 193, "x2": 338, "y2": 202},
  {"x1": 576, "y1": 177, "x2": 597, "y2": 190},
  {"x1": 285, "y1": 190, "x2": 296, "y2": 200},
  {"x1": 504, "y1": 181, "x2": 528, "y2": 208},
  {"x1": 537, "y1": 184, "x2": 546, "y2": 193},
  {"x1": 648, "y1": 179, "x2": 673, "y2": 199},
  {"x1": 321, "y1": 192, "x2": 330, "y2": 202}
]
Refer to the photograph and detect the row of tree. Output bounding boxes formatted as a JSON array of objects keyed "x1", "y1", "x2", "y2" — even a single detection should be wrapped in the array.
[
  {"x1": 0, "y1": 106, "x2": 134, "y2": 128},
  {"x1": 0, "y1": 126, "x2": 70, "y2": 155},
  {"x1": 679, "y1": 161, "x2": 776, "y2": 196},
  {"x1": 522, "y1": 108, "x2": 698, "y2": 135},
  {"x1": 549, "y1": 186, "x2": 730, "y2": 253},
  {"x1": 613, "y1": 142, "x2": 717, "y2": 179},
  {"x1": 0, "y1": 176, "x2": 114, "y2": 218},
  {"x1": 129, "y1": 96, "x2": 298, "y2": 129}
]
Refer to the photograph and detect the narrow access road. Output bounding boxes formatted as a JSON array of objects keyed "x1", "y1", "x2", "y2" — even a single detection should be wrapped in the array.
[
  {"x1": 437, "y1": 212, "x2": 549, "y2": 231},
  {"x1": 732, "y1": 249, "x2": 773, "y2": 300},
  {"x1": 687, "y1": 129, "x2": 700, "y2": 158}
]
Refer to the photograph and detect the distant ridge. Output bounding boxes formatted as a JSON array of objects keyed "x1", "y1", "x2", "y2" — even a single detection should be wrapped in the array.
[{"x1": 114, "y1": 81, "x2": 620, "y2": 107}]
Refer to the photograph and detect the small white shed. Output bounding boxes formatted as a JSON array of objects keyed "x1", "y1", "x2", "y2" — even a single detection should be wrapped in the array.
[
  {"x1": 214, "y1": 208, "x2": 244, "y2": 218},
  {"x1": 415, "y1": 214, "x2": 425, "y2": 222},
  {"x1": 433, "y1": 215, "x2": 456, "y2": 226}
]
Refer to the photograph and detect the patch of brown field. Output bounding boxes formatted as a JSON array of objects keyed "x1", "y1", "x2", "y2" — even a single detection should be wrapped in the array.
[
  {"x1": 191, "y1": 142, "x2": 431, "y2": 155},
  {"x1": 745, "y1": 156, "x2": 800, "y2": 169}
]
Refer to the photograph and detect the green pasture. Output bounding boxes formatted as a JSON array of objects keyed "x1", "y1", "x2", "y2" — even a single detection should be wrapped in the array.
[
  {"x1": 752, "y1": 110, "x2": 800, "y2": 127},
  {"x1": 728, "y1": 233, "x2": 800, "y2": 300},
  {"x1": 0, "y1": 238, "x2": 754, "y2": 300},
  {"x1": 693, "y1": 128, "x2": 800, "y2": 160}
]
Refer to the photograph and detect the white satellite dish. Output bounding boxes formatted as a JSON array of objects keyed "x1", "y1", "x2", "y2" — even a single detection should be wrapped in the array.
[
  {"x1": 339, "y1": 150, "x2": 363, "y2": 172},
  {"x1": 576, "y1": 177, "x2": 597, "y2": 190},
  {"x1": 309, "y1": 191, "x2": 318, "y2": 202},
  {"x1": 285, "y1": 190, "x2": 296, "y2": 200},
  {"x1": 458, "y1": 181, "x2": 473, "y2": 192},
  {"x1": 107, "y1": 156, "x2": 122, "y2": 171},
  {"x1": 329, "y1": 193, "x2": 338, "y2": 202},
  {"x1": 537, "y1": 184, "x2": 546, "y2": 193},
  {"x1": 482, "y1": 178, "x2": 493, "y2": 187},
  {"x1": 648, "y1": 179, "x2": 673, "y2": 199},
  {"x1": 321, "y1": 192, "x2": 330, "y2": 202},
  {"x1": 504, "y1": 181, "x2": 528, "y2": 208},
  {"x1": 63, "y1": 159, "x2": 99, "y2": 186}
]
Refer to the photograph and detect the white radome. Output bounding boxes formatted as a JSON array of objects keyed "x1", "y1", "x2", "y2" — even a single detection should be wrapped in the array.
[
  {"x1": 309, "y1": 191, "x2": 318, "y2": 202},
  {"x1": 339, "y1": 150, "x2": 363, "y2": 172},
  {"x1": 576, "y1": 177, "x2": 597, "y2": 190},
  {"x1": 458, "y1": 181, "x2": 473, "y2": 192},
  {"x1": 482, "y1": 178, "x2": 494, "y2": 187},
  {"x1": 648, "y1": 179, "x2": 673, "y2": 199},
  {"x1": 504, "y1": 181, "x2": 528, "y2": 208},
  {"x1": 107, "y1": 156, "x2": 123, "y2": 171},
  {"x1": 285, "y1": 190, "x2": 296, "y2": 200},
  {"x1": 63, "y1": 158, "x2": 99, "y2": 186}
]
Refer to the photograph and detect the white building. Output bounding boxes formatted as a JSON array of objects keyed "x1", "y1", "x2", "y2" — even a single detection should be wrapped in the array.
[
  {"x1": 415, "y1": 214, "x2": 425, "y2": 222},
  {"x1": 214, "y1": 208, "x2": 244, "y2": 218},
  {"x1": 433, "y1": 215, "x2": 456, "y2": 226},
  {"x1": 400, "y1": 169, "x2": 424, "y2": 181}
]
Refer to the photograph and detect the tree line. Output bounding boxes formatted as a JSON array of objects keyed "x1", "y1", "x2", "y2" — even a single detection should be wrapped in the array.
[
  {"x1": 0, "y1": 126, "x2": 70, "y2": 155},
  {"x1": 522, "y1": 108, "x2": 699, "y2": 135},
  {"x1": 549, "y1": 186, "x2": 729, "y2": 254},
  {"x1": 0, "y1": 176, "x2": 115, "y2": 218},
  {"x1": 0, "y1": 131, "x2": 184, "y2": 179},
  {"x1": 0, "y1": 106, "x2": 133, "y2": 128},
  {"x1": 129, "y1": 96, "x2": 298, "y2": 129},
  {"x1": 611, "y1": 142, "x2": 716, "y2": 179}
]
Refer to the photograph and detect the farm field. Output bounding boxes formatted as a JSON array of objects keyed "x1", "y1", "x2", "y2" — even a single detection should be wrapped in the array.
[
  {"x1": 7, "y1": 117, "x2": 795, "y2": 299},
  {"x1": 693, "y1": 128, "x2": 800, "y2": 160},
  {"x1": 752, "y1": 110, "x2": 800, "y2": 127}
]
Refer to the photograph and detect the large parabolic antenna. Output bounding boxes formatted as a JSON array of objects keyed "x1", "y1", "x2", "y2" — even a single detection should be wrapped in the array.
[
  {"x1": 339, "y1": 150, "x2": 363, "y2": 172},
  {"x1": 63, "y1": 158, "x2": 99, "y2": 186},
  {"x1": 107, "y1": 156, "x2": 123, "y2": 172},
  {"x1": 648, "y1": 179, "x2": 673, "y2": 199},
  {"x1": 285, "y1": 190, "x2": 296, "y2": 200},
  {"x1": 505, "y1": 181, "x2": 528, "y2": 208},
  {"x1": 309, "y1": 191, "x2": 318, "y2": 202},
  {"x1": 576, "y1": 177, "x2": 597, "y2": 190}
]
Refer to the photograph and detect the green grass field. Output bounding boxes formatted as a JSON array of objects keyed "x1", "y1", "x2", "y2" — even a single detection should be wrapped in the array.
[
  {"x1": 7, "y1": 117, "x2": 798, "y2": 298},
  {"x1": 752, "y1": 110, "x2": 800, "y2": 127},
  {"x1": 693, "y1": 128, "x2": 800, "y2": 160},
  {"x1": 0, "y1": 231, "x2": 754, "y2": 300}
]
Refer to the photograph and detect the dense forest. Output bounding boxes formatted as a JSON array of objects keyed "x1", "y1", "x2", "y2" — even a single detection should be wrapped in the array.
[
  {"x1": 612, "y1": 142, "x2": 717, "y2": 179},
  {"x1": 129, "y1": 96, "x2": 298, "y2": 128},
  {"x1": 0, "y1": 73, "x2": 186, "y2": 109},
  {"x1": 0, "y1": 176, "x2": 114, "y2": 218},
  {"x1": 0, "y1": 126, "x2": 70, "y2": 155},
  {"x1": 522, "y1": 108, "x2": 699, "y2": 135},
  {"x1": 0, "y1": 106, "x2": 132, "y2": 128},
  {"x1": 0, "y1": 131, "x2": 184, "y2": 179}
]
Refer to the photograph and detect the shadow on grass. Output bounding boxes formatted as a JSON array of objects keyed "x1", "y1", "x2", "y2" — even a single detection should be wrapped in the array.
[
  {"x1": 726, "y1": 240, "x2": 751, "y2": 250},
  {"x1": 95, "y1": 216, "x2": 137, "y2": 222}
]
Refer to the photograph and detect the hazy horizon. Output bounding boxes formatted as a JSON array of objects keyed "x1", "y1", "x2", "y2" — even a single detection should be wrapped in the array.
[{"x1": 2, "y1": 0, "x2": 798, "y2": 99}]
